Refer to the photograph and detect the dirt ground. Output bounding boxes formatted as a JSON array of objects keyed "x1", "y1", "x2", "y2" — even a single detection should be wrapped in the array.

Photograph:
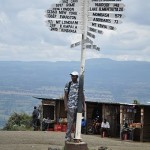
[{"x1": 0, "y1": 131, "x2": 150, "y2": 150}]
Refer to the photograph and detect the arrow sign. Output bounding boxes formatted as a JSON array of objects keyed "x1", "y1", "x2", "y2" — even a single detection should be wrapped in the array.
[
  {"x1": 47, "y1": 23, "x2": 82, "y2": 30},
  {"x1": 87, "y1": 31, "x2": 96, "y2": 39},
  {"x1": 46, "y1": 19, "x2": 83, "y2": 25},
  {"x1": 88, "y1": 22, "x2": 116, "y2": 30},
  {"x1": 45, "y1": 13, "x2": 82, "y2": 20},
  {"x1": 49, "y1": 27, "x2": 83, "y2": 34},
  {"x1": 89, "y1": 3, "x2": 125, "y2": 8},
  {"x1": 47, "y1": 7, "x2": 83, "y2": 12},
  {"x1": 88, "y1": 27, "x2": 103, "y2": 34},
  {"x1": 86, "y1": 45, "x2": 100, "y2": 51},
  {"x1": 85, "y1": 37, "x2": 94, "y2": 44},
  {"x1": 88, "y1": 17, "x2": 122, "y2": 24},
  {"x1": 70, "y1": 41, "x2": 81, "y2": 48},
  {"x1": 46, "y1": 10, "x2": 82, "y2": 16},
  {"x1": 89, "y1": 7, "x2": 124, "y2": 12},
  {"x1": 88, "y1": 12, "x2": 125, "y2": 19}
]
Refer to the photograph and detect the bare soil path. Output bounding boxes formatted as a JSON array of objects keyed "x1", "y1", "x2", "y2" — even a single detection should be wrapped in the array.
[{"x1": 0, "y1": 131, "x2": 150, "y2": 150}]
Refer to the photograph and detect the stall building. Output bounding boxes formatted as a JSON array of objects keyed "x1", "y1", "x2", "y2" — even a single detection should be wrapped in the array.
[{"x1": 35, "y1": 97, "x2": 150, "y2": 142}]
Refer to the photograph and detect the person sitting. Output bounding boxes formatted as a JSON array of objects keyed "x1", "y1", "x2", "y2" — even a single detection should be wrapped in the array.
[
  {"x1": 101, "y1": 119, "x2": 110, "y2": 137},
  {"x1": 121, "y1": 123, "x2": 132, "y2": 140}
]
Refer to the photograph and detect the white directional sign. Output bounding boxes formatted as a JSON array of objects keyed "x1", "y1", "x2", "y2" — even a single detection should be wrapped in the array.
[
  {"x1": 49, "y1": 27, "x2": 82, "y2": 33},
  {"x1": 46, "y1": 10, "x2": 82, "y2": 16},
  {"x1": 47, "y1": 7, "x2": 83, "y2": 12},
  {"x1": 87, "y1": 31, "x2": 95, "y2": 39},
  {"x1": 47, "y1": 23, "x2": 82, "y2": 30},
  {"x1": 86, "y1": 45, "x2": 100, "y2": 51},
  {"x1": 51, "y1": 2, "x2": 83, "y2": 8},
  {"x1": 88, "y1": 12, "x2": 125, "y2": 19},
  {"x1": 46, "y1": 13, "x2": 82, "y2": 20},
  {"x1": 70, "y1": 41, "x2": 81, "y2": 48},
  {"x1": 88, "y1": 27, "x2": 103, "y2": 34},
  {"x1": 88, "y1": 17, "x2": 122, "y2": 24},
  {"x1": 89, "y1": 3, "x2": 125, "y2": 8},
  {"x1": 88, "y1": 22, "x2": 116, "y2": 30},
  {"x1": 89, "y1": 7, "x2": 124, "y2": 12},
  {"x1": 46, "y1": 20, "x2": 82, "y2": 25}
]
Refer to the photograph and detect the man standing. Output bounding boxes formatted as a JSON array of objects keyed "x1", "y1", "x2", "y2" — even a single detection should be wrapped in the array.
[
  {"x1": 32, "y1": 106, "x2": 40, "y2": 131},
  {"x1": 64, "y1": 71, "x2": 85, "y2": 142}
]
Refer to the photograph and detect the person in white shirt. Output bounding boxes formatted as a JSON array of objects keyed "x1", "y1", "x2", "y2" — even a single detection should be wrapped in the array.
[{"x1": 101, "y1": 119, "x2": 110, "y2": 137}]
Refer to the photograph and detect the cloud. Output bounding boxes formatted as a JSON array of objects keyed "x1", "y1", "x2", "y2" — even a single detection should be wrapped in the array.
[{"x1": 0, "y1": 0, "x2": 150, "y2": 62}]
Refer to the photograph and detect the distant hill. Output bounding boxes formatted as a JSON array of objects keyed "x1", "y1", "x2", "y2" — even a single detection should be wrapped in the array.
[{"x1": 0, "y1": 59, "x2": 150, "y2": 128}]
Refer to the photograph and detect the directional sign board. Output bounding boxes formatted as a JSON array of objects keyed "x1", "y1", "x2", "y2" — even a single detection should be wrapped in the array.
[
  {"x1": 46, "y1": 20, "x2": 82, "y2": 25},
  {"x1": 49, "y1": 27, "x2": 82, "y2": 33},
  {"x1": 88, "y1": 17, "x2": 122, "y2": 24},
  {"x1": 87, "y1": 31, "x2": 95, "y2": 39},
  {"x1": 46, "y1": 13, "x2": 82, "y2": 20},
  {"x1": 88, "y1": 27, "x2": 103, "y2": 34},
  {"x1": 89, "y1": 7, "x2": 124, "y2": 12},
  {"x1": 88, "y1": 22, "x2": 116, "y2": 30},
  {"x1": 88, "y1": 12, "x2": 125, "y2": 19},
  {"x1": 46, "y1": 10, "x2": 82, "y2": 16},
  {"x1": 47, "y1": 7, "x2": 83, "y2": 13},
  {"x1": 51, "y1": 2, "x2": 83, "y2": 8},
  {"x1": 70, "y1": 41, "x2": 81, "y2": 48},
  {"x1": 89, "y1": 3, "x2": 125, "y2": 8},
  {"x1": 86, "y1": 45, "x2": 100, "y2": 51}
]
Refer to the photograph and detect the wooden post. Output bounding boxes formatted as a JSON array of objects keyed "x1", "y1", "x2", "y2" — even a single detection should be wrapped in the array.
[
  {"x1": 140, "y1": 107, "x2": 144, "y2": 142},
  {"x1": 120, "y1": 105, "x2": 123, "y2": 139}
]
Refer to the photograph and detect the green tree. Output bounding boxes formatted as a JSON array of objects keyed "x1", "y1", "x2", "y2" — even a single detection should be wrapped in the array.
[{"x1": 3, "y1": 112, "x2": 32, "y2": 131}]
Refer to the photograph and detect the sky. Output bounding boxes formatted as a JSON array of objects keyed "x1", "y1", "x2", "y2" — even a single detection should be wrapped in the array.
[{"x1": 0, "y1": 0, "x2": 150, "y2": 62}]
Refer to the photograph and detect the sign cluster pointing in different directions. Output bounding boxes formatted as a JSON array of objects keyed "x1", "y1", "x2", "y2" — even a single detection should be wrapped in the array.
[{"x1": 45, "y1": 0, "x2": 125, "y2": 51}]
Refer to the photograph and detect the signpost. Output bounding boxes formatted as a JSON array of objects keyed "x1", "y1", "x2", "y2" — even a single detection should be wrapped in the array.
[{"x1": 45, "y1": 0, "x2": 125, "y2": 145}]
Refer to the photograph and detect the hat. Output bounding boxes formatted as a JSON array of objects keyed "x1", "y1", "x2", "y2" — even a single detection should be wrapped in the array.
[{"x1": 70, "y1": 71, "x2": 79, "y2": 76}]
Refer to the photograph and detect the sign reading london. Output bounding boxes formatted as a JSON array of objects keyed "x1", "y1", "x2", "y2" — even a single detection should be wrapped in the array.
[{"x1": 45, "y1": 0, "x2": 125, "y2": 51}]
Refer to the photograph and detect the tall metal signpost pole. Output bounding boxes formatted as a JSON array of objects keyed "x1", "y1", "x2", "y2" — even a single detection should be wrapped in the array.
[{"x1": 45, "y1": 0, "x2": 125, "y2": 148}]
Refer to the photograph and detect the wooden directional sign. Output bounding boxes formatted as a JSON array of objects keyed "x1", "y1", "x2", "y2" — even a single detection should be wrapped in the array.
[
  {"x1": 89, "y1": 3, "x2": 125, "y2": 8},
  {"x1": 88, "y1": 22, "x2": 116, "y2": 30},
  {"x1": 88, "y1": 12, "x2": 125, "y2": 19},
  {"x1": 88, "y1": 17, "x2": 122, "y2": 24},
  {"x1": 89, "y1": 7, "x2": 124, "y2": 12},
  {"x1": 86, "y1": 45, "x2": 100, "y2": 51},
  {"x1": 88, "y1": 27, "x2": 103, "y2": 34}
]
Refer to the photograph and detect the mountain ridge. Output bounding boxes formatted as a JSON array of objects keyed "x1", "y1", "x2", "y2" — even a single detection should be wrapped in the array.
[{"x1": 0, "y1": 58, "x2": 150, "y2": 128}]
